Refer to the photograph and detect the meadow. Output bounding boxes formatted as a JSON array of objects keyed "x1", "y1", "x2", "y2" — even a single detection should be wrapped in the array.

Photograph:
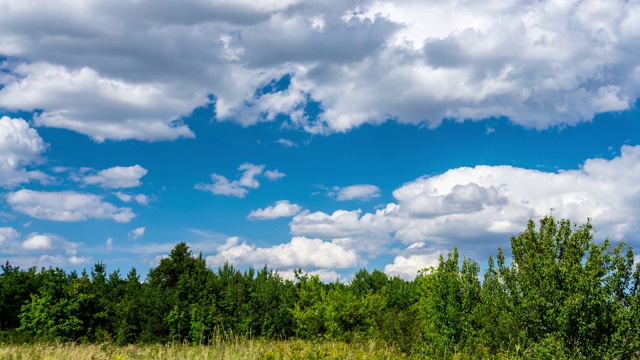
[
  {"x1": 0, "y1": 340, "x2": 410, "y2": 360},
  {"x1": 0, "y1": 340, "x2": 534, "y2": 360}
]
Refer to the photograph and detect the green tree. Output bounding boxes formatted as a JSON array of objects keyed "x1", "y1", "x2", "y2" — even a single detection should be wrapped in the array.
[
  {"x1": 19, "y1": 270, "x2": 100, "y2": 342},
  {"x1": 291, "y1": 272, "x2": 326, "y2": 338},
  {"x1": 0, "y1": 262, "x2": 40, "y2": 331},
  {"x1": 499, "y1": 216, "x2": 638, "y2": 357},
  {"x1": 416, "y1": 248, "x2": 481, "y2": 352}
]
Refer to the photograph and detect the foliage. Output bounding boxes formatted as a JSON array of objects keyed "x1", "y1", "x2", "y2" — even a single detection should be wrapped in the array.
[{"x1": 1, "y1": 216, "x2": 639, "y2": 357}]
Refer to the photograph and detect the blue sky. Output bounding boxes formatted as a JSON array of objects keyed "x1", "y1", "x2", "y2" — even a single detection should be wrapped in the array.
[{"x1": 1, "y1": 0, "x2": 640, "y2": 281}]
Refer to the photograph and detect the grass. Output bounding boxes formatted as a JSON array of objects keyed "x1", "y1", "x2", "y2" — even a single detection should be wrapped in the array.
[
  {"x1": 0, "y1": 340, "x2": 409, "y2": 360},
  {"x1": 0, "y1": 340, "x2": 545, "y2": 359}
]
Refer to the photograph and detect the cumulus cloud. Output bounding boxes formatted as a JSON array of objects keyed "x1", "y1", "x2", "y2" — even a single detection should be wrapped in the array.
[
  {"x1": 6, "y1": 189, "x2": 135, "y2": 223},
  {"x1": 290, "y1": 207, "x2": 397, "y2": 254},
  {"x1": 22, "y1": 233, "x2": 54, "y2": 250},
  {"x1": 206, "y1": 236, "x2": 358, "y2": 269},
  {"x1": 401, "y1": 183, "x2": 506, "y2": 217},
  {"x1": 291, "y1": 145, "x2": 640, "y2": 260},
  {"x1": 384, "y1": 254, "x2": 441, "y2": 280},
  {"x1": 0, "y1": 227, "x2": 20, "y2": 247},
  {"x1": 68, "y1": 255, "x2": 88, "y2": 265},
  {"x1": 106, "y1": 237, "x2": 113, "y2": 251},
  {"x1": 21, "y1": 232, "x2": 79, "y2": 255},
  {"x1": 331, "y1": 184, "x2": 380, "y2": 201},
  {"x1": 2, "y1": 1, "x2": 638, "y2": 138},
  {"x1": 0, "y1": 63, "x2": 198, "y2": 142},
  {"x1": 196, "y1": 163, "x2": 284, "y2": 198},
  {"x1": 83, "y1": 165, "x2": 148, "y2": 188},
  {"x1": 0, "y1": 228, "x2": 87, "y2": 267},
  {"x1": 128, "y1": 227, "x2": 146, "y2": 241},
  {"x1": 248, "y1": 200, "x2": 302, "y2": 220},
  {"x1": 0, "y1": 116, "x2": 49, "y2": 187},
  {"x1": 384, "y1": 242, "x2": 443, "y2": 280}
]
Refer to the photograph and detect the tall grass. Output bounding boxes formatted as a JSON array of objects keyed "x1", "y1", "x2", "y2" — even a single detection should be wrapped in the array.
[
  {"x1": 0, "y1": 340, "x2": 405, "y2": 360},
  {"x1": 0, "y1": 340, "x2": 530, "y2": 359}
]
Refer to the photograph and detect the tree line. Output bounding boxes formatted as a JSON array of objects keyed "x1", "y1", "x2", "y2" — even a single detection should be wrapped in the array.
[{"x1": 1, "y1": 216, "x2": 639, "y2": 358}]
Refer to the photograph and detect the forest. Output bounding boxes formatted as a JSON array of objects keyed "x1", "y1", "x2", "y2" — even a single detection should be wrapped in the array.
[{"x1": 1, "y1": 216, "x2": 639, "y2": 359}]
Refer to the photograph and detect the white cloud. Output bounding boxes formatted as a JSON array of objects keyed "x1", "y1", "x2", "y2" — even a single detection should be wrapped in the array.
[
  {"x1": 196, "y1": 163, "x2": 283, "y2": 198},
  {"x1": 384, "y1": 254, "x2": 441, "y2": 280},
  {"x1": 401, "y1": 183, "x2": 506, "y2": 217},
  {"x1": 276, "y1": 138, "x2": 297, "y2": 147},
  {"x1": 113, "y1": 191, "x2": 133, "y2": 202},
  {"x1": 384, "y1": 242, "x2": 443, "y2": 280},
  {"x1": 0, "y1": 116, "x2": 49, "y2": 187},
  {"x1": 206, "y1": 236, "x2": 358, "y2": 269},
  {"x1": 114, "y1": 192, "x2": 150, "y2": 205},
  {"x1": 83, "y1": 165, "x2": 148, "y2": 188},
  {"x1": 2, "y1": 1, "x2": 637, "y2": 137},
  {"x1": 290, "y1": 145, "x2": 640, "y2": 260},
  {"x1": 22, "y1": 233, "x2": 54, "y2": 250},
  {"x1": 6, "y1": 189, "x2": 135, "y2": 223},
  {"x1": 264, "y1": 169, "x2": 286, "y2": 181},
  {"x1": 0, "y1": 229, "x2": 87, "y2": 267},
  {"x1": 196, "y1": 173, "x2": 249, "y2": 198},
  {"x1": 248, "y1": 200, "x2": 302, "y2": 220},
  {"x1": 331, "y1": 184, "x2": 380, "y2": 201},
  {"x1": 128, "y1": 227, "x2": 145, "y2": 241},
  {"x1": 237, "y1": 163, "x2": 264, "y2": 188},
  {"x1": 32, "y1": 254, "x2": 88, "y2": 267},
  {"x1": 290, "y1": 207, "x2": 397, "y2": 254},
  {"x1": 0, "y1": 227, "x2": 20, "y2": 247},
  {"x1": 106, "y1": 237, "x2": 113, "y2": 251},
  {"x1": 278, "y1": 268, "x2": 343, "y2": 283},
  {"x1": 21, "y1": 232, "x2": 78, "y2": 255},
  {"x1": 68, "y1": 255, "x2": 88, "y2": 265},
  {"x1": 0, "y1": 63, "x2": 198, "y2": 142},
  {"x1": 134, "y1": 194, "x2": 150, "y2": 206}
]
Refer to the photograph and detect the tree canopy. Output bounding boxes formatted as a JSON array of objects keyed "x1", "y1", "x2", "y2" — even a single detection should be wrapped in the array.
[{"x1": 1, "y1": 216, "x2": 638, "y2": 358}]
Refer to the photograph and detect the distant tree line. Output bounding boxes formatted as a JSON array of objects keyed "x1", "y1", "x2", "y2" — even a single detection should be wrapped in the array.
[{"x1": 1, "y1": 216, "x2": 639, "y2": 358}]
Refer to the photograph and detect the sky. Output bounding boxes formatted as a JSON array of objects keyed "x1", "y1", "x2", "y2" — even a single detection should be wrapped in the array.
[{"x1": 1, "y1": 0, "x2": 640, "y2": 281}]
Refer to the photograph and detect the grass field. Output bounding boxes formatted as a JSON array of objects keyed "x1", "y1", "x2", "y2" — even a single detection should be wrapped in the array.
[{"x1": 0, "y1": 340, "x2": 413, "y2": 360}]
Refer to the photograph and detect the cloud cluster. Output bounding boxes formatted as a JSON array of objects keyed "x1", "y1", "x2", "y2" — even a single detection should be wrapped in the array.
[
  {"x1": 0, "y1": 227, "x2": 87, "y2": 267},
  {"x1": 0, "y1": 116, "x2": 49, "y2": 187},
  {"x1": 248, "y1": 200, "x2": 301, "y2": 220},
  {"x1": 206, "y1": 236, "x2": 358, "y2": 270},
  {"x1": 2, "y1": 0, "x2": 639, "y2": 139},
  {"x1": 6, "y1": 189, "x2": 135, "y2": 223},
  {"x1": 0, "y1": 63, "x2": 197, "y2": 142},
  {"x1": 196, "y1": 163, "x2": 285, "y2": 198},
  {"x1": 289, "y1": 145, "x2": 640, "y2": 278}
]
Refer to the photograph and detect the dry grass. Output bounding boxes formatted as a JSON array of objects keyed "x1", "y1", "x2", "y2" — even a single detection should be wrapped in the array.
[{"x1": 0, "y1": 340, "x2": 407, "y2": 360}]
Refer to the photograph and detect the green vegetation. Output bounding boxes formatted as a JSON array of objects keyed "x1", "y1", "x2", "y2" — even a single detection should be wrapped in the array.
[
  {"x1": 1, "y1": 216, "x2": 639, "y2": 358},
  {"x1": 0, "y1": 340, "x2": 405, "y2": 360}
]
